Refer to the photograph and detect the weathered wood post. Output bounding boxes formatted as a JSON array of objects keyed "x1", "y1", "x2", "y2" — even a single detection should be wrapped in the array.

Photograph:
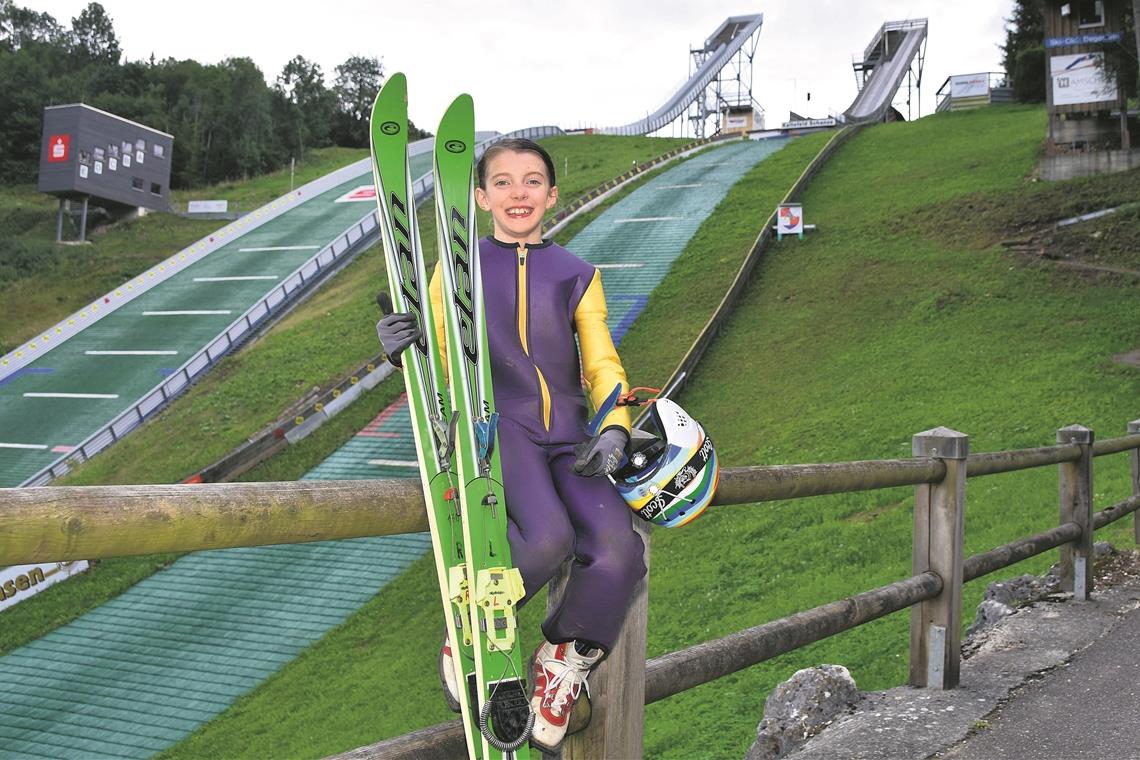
[
  {"x1": 1130, "y1": 419, "x2": 1140, "y2": 545},
  {"x1": 548, "y1": 521, "x2": 650, "y2": 760},
  {"x1": 909, "y1": 426, "x2": 968, "y2": 689},
  {"x1": 1057, "y1": 424, "x2": 1094, "y2": 600}
]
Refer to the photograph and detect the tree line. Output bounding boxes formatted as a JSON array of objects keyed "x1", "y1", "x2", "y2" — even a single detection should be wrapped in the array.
[{"x1": 0, "y1": 0, "x2": 428, "y2": 188}]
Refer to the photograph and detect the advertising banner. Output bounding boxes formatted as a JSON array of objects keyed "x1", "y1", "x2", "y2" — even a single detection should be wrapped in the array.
[
  {"x1": 1050, "y1": 52, "x2": 1118, "y2": 106},
  {"x1": 950, "y1": 74, "x2": 989, "y2": 99},
  {"x1": 0, "y1": 561, "x2": 90, "y2": 611}
]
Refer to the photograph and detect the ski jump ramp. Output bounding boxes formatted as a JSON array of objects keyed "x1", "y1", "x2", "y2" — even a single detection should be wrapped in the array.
[
  {"x1": 843, "y1": 19, "x2": 928, "y2": 124},
  {"x1": 599, "y1": 13, "x2": 763, "y2": 136}
]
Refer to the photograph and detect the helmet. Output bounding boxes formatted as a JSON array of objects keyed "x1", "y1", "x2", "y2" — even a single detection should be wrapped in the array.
[{"x1": 610, "y1": 399, "x2": 719, "y2": 528}]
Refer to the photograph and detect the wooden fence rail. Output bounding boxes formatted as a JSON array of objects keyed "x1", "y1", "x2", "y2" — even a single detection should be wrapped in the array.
[{"x1": 3, "y1": 422, "x2": 1139, "y2": 760}]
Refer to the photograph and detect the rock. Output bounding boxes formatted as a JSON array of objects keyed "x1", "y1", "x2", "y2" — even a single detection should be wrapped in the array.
[
  {"x1": 964, "y1": 544, "x2": 1119, "y2": 650},
  {"x1": 745, "y1": 665, "x2": 858, "y2": 760}
]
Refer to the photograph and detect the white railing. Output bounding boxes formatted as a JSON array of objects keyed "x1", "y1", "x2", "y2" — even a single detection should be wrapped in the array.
[{"x1": 20, "y1": 210, "x2": 381, "y2": 486}]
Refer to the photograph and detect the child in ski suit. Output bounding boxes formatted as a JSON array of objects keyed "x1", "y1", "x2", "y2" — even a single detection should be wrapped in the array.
[{"x1": 377, "y1": 138, "x2": 645, "y2": 751}]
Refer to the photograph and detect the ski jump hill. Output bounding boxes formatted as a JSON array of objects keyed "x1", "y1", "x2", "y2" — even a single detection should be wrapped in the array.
[{"x1": 0, "y1": 13, "x2": 930, "y2": 758}]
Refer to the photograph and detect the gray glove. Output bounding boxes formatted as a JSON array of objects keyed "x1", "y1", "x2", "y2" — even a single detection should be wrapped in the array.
[
  {"x1": 376, "y1": 312, "x2": 420, "y2": 366},
  {"x1": 573, "y1": 428, "x2": 629, "y2": 477}
]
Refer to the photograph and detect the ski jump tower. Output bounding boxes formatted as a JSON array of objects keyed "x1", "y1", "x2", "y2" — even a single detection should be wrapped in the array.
[
  {"x1": 846, "y1": 19, "x2": 928, "y2": 123},
  {"x1": 688, "y1": 14, "x2": 765, "y2": 137},
  {"x1": 600, "y1": 13, "x2": 764, "y2": 137}
]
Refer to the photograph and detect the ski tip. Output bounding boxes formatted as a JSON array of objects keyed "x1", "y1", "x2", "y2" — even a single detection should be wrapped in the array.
[
  {"x1": 442, "y1": 93, "x2": 475, "y2": 120},
  {"x1": 382, "y1": 71, "x2": 408, "y2": 102}
]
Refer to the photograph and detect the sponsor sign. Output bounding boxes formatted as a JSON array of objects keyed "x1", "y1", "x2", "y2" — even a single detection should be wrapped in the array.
[
  {"x1": 335, "y1": 185, "x2": 378, "y2": 203},
  {"x1": 778, "y1": 203, "x2": 803, "y2": 237},
  {"x1": 951, "y1": 73, "x2": 989, "y2": 99},
  {"x1": 0, "y1": 562, "x2": 90, "y2": 611},
  {"x1": 187, "y1": 200, "x2": 229, "y2": 214},
  {"x1": 1045, "y1": 32, "x2": 1122, "y2": 48},
  {"x1": 781, "y1": 118, "x2": 836, "y2": 129},
  {"x1": 1050, "y1": 52, "x2": 1118, "y2": 106},
  {"x1": 47, "y1": 134, "x2": 71, "y2": 163}
]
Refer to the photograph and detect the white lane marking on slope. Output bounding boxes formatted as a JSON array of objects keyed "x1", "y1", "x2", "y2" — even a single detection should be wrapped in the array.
[
  {"x1": 143, "y1": 310, "x2": 233, "y2": 316},
  {"x1": 655, "y1": 183, "x2": 704, "y2": 189},
  {"x1": 23, "y1": 392, "x2": 119, "y2": 399},
  {"x1": 238, "y1": 246, "x2": 320, "y2": 252},
  {"x1": 0, "y1": 442, "x2": 48, "y2": 450},
  {"x1": 366, "y1": 458, "x2": 420, "y2": 468},
  {"x1": 84, "y1": 350, "x2": 179, "y2": 356},
  {"x1": 613, "y1": 216, "x2": 683, "y2": 224},
  {"x1": 594, "y1": 263, "x2": 644, "y2": 269},
  {"x1": 193, "y1": 276, "x2": 278, "y2": 282}
]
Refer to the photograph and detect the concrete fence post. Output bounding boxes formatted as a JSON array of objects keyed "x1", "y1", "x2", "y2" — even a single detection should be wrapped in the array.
[
  {"x1": 1057, "y1": 424, "x2": 1094, "y2": 600},
  {"x1": 1130, "y1": 419, "x2": 1140, "y2": 546},
  {"x1": 909, "y1": 426, "x2": 968, "y2": 689}
]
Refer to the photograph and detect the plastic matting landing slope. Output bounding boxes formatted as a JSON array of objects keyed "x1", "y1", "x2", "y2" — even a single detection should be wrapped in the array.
[{"x1": 0, "y1": 137, "x2": 786, "y2": 759}]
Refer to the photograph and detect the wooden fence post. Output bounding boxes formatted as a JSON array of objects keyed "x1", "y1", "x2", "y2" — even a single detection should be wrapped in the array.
[
  {"x1": 548, "y1": 521, "x2": 650, "y2": 760},
  {"x1": 909, "y1": 426, "x2": 968, "y2": 690},
  {"x1": 1057, "y1": 424, "x2": 1094, "y2": 600},
  {"x1": 1130, "y1": 419, "x2": 1140, "y2": 546}
]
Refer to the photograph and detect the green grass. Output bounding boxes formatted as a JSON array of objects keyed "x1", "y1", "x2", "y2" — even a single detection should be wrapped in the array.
[{"x1": 163, "y1": 107, "x2": 1138, "y2": 758}]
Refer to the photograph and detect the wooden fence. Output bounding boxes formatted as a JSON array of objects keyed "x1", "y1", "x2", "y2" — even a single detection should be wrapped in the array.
[{"x1": 2, "y1": 420, "x2": 1138, "y2": 758}]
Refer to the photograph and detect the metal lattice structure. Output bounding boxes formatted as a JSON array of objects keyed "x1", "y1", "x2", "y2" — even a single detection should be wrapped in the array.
[{"x1": 687, "y1": 15, "x2": 765, "y2": 137}]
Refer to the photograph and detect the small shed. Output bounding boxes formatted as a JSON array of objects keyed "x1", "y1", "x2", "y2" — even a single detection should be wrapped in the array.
[{"x1": 38, "y1": 103, "x2": 174, "y2": 241}]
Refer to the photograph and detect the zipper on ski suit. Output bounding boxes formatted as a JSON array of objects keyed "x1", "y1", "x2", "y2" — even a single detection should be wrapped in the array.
[{"x1": 516, "y1": 244, "x2": 553, "y2": 431}]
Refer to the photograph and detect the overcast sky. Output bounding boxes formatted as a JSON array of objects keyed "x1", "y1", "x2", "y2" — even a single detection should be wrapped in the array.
[{"x1": 27, "y1": 1, "x2": 1013, "y2": 135}]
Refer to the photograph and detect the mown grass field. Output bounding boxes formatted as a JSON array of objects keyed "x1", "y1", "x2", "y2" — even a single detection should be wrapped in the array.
[{"x1": 4, "y1": 106, "x2": 1140, "y2": 759}]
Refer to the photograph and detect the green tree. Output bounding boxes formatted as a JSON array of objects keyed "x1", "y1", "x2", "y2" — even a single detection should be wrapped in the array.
[
  {"x1": 1002, "y1": 0, "x2": 1046, "y2": 103},
  {"x1": 275, "y1": 54, "x2": 335, "y2": 157},
  {"x1": 70, "y1": 2, "x2": 119, "y2": 66},
  {"x1": 331, "y1": 54, "x2": 383, "y2": 147}
]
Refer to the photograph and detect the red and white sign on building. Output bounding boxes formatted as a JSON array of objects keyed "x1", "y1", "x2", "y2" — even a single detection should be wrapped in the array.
[{"x1": 47, "y1": 134, "x2": 71, "y2": 163}]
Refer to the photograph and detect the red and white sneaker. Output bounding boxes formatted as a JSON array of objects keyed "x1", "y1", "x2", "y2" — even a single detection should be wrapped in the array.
[
  {"x1": 438, "y1": 637, "x2": 460, "y2": 713},
  {"x1": 529, "y1": 640, "x2": 603, "y2": 751}
]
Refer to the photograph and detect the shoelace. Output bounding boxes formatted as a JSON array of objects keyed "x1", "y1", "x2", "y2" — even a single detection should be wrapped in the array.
[{"x1": 540, "y1": 654, "x2": 592, "y2": 717}]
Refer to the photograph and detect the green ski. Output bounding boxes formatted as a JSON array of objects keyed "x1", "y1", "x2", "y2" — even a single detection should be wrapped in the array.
[
  {"x1": 433, "y1": 94, "x2": 533, "y2": 758},
  {"x1": 368, "y1": 74, "x2": 483, "y2": 759}
]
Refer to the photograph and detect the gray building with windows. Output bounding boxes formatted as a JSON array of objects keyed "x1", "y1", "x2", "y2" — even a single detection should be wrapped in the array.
[{"x1": 38, "y1": 103, "x2": 174, "y2": 216}]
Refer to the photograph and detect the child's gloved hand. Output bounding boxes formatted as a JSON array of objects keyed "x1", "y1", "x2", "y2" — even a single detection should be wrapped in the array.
[
  {"x1": 376, "y1": 312, "x2": 420, "y2": 367},
  {"x1": 573, "y1": 428, "x2": 629, "y2": 477}
]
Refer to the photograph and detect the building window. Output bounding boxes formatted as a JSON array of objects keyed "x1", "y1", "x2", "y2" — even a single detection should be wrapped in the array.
[
  {"x1": 122, "y1": 140, "x2": 132, "y2": 155},
  {"x1": 131, "y1": 176, "x2": 144, "y2": 191},
  {"x1": 153, "y1": 143, "x2": 165, "y2": 158},
  {"x1": 135, "y1": 138, "x2": 146, "y2": 151},
  {"x1": 150, "y1": 182, "x2": 162, "y2": 195},
  {"x1": 1078, "y1": 0, "x2": 1104, "y2": 27},
  {"x1": 93, "y1": 146, "x2": 105, "y2": 161}
]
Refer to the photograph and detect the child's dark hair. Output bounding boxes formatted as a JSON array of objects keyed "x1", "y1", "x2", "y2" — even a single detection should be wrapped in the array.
[{"x1": 477, "y1": 138, "x2": 557, "y2": 189}]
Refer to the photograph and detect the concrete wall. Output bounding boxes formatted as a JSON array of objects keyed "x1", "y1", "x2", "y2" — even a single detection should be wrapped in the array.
[{"x1": 1040, "y1": 148, "x2": 1140, "y2": 180}]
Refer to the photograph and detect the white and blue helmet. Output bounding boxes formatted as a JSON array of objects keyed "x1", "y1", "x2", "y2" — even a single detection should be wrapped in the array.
[{"x1": 610, "y1": 399, "x2": 719, "y2": 528}]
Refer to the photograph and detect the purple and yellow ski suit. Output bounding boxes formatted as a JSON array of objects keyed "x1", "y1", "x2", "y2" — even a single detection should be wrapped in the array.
[{"x1": 430, "y1": 236, "x2": 646, "y2": 652}]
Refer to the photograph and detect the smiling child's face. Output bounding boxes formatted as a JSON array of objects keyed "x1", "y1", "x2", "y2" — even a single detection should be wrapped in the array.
[{"x1": 475, "y1": 149, "x2": 558, "y2": 245}]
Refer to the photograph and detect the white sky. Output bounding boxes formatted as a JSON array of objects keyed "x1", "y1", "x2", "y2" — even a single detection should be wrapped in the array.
[{"x1": 27, "y1": 1, "x2": 1012, "y2": 134}]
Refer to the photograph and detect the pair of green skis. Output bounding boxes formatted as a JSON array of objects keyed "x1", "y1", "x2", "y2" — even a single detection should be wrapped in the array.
[{"x1": 369, "y1": 74, "x2": 532, "y2": 759}]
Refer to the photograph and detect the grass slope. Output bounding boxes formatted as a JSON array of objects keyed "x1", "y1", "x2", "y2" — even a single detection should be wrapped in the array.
[{"x1": 167, "y1": 107, "x2": 1138, "y2": 758}]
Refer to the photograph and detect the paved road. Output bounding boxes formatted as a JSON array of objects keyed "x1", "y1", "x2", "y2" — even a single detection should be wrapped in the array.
[
  {"x1": 939, "y1": 600, "x2": 1140, "y2": 760},
  {"x1": 791, "y1": 568, "x2": 1140, "y2": 760}
]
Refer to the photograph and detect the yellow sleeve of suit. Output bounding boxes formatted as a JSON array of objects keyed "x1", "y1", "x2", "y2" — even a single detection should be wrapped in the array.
[
  {"x1": 575, "y1": 270, "x2": 631, "y2": 434},
  {"x1": 428, "y1": 264, "x2": 448, "y2": 382}
]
